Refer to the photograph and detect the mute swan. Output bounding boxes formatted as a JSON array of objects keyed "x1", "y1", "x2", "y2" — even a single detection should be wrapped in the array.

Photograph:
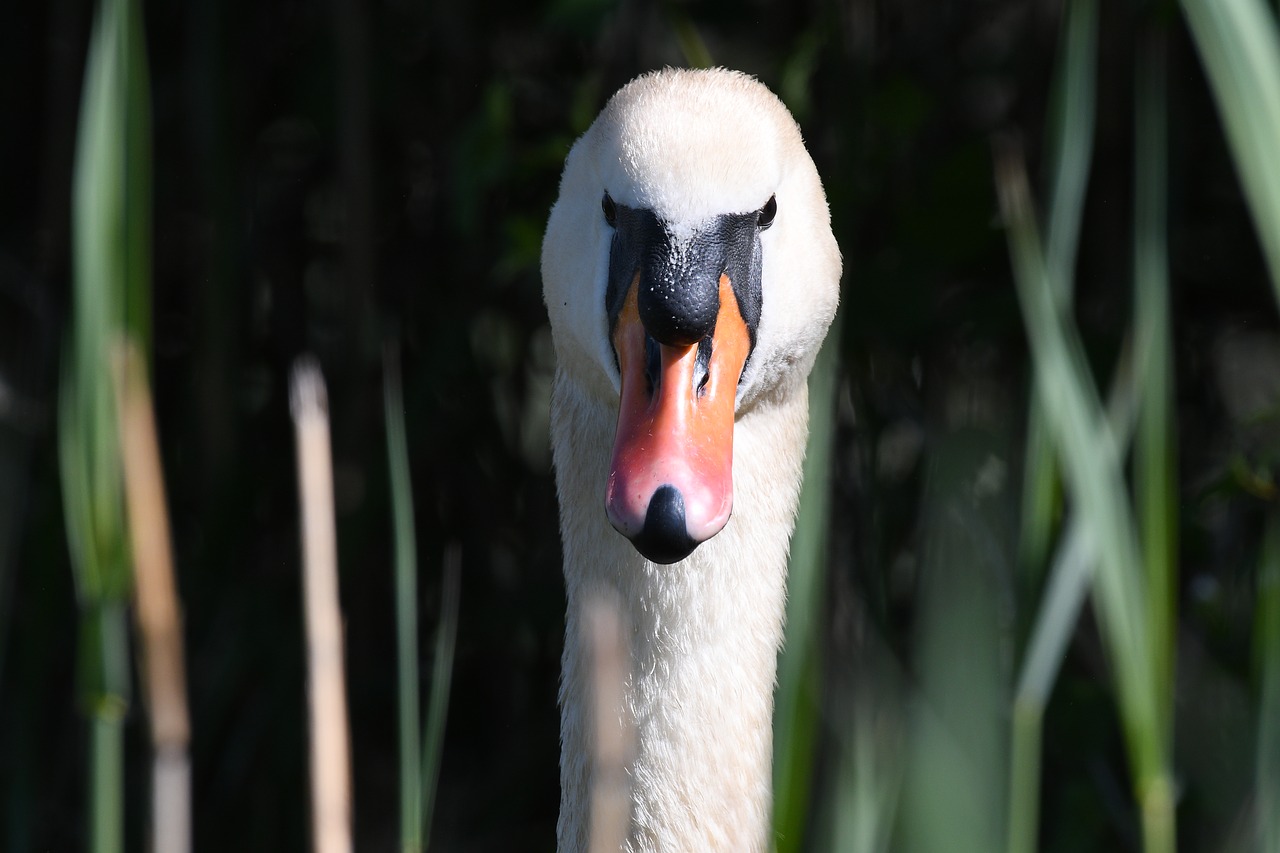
[{"x1": 542, "y1": 68, "x2": 841, "y2": 852}]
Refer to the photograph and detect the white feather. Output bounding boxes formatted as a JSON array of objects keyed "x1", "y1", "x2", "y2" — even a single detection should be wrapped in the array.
[{"x1": 542, "y1": 67, "x2": 842, "y2": 853}]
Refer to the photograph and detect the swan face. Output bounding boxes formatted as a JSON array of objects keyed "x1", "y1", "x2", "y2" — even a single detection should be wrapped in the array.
[{"x1": 542, "y1": 68, "x2": 841, "y2": 564}]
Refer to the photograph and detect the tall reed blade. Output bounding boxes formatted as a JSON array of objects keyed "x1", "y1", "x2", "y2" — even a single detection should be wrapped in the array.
[
  {"x1": 420, "y1": 545, "x2": 459, "y2": 848},
  {"x1": 1044, "y1": 0, "x2": 1098, "y2": 297},
  {"x1": 1180, "y1": 0, "x2": 1280, "y2": 301},
  {"x1": 1007, "y1": 4, "x2": 1099, "y2": 847},
  {"x1": 1019, "y1": 0, "x2": 1097, "y2": 603},
  {"x1": 1133, "y1": 31, "x2": 1177, "y2": 763},
  {"x1": 995, "y1": 142, "x2": 1174, "y2": 853},
  {"x1": 1009, "y1": 334, "x2": 1144, "y2": 853},
  {"x1": 383, "y1": 346, "x2": 422, "y2": 853},
  {"x1": 773, "y1": 316, "x2": 841, "y2": 853},
  {"x1": 1008, "y1": 520, "x2": 1093, "y2": 853},
  {"x1": 63, "y1": 0, "x2": 153, "y2": 849},
  {"x1": 1180, "y1": 4, "x2": 1280, "y2": 843},
  {"x1": 382, "y1": 346, "x2": 459, "y2": 853}
]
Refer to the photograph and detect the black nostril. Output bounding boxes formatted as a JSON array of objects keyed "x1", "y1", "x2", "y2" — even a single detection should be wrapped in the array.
[{"x1": 631, "y1": 485, "x2": 698, "y2": 564}]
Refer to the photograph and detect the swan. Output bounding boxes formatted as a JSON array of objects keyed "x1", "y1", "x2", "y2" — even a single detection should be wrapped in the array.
[{"x1": 541, "y1": 67, "x2": 842, "y2": 852}]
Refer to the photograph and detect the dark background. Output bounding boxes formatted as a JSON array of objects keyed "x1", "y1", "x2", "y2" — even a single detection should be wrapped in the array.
[{"x1": 2, "y1": 0, "x2": 1277, "y2": 850}]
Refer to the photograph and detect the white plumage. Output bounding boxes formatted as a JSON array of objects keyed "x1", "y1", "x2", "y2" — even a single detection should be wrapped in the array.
[{"x1": 542, "y1": 67, "x2": 842, "y2": 852}]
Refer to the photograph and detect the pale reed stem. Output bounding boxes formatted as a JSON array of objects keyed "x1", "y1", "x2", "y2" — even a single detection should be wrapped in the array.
[
  {"x1": 110, "y1": 337, "x2": 190, "y2": 853},
  {"x1": 587, "y1": 596, "x2": 633, "y2": 853},
  {"x1": 290, "y1": 358, "x2": 353, "y2": 853}
]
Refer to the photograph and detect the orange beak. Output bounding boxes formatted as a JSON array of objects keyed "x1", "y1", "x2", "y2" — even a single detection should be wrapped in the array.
[{"x1": 605, "y1": 272, "x2": 752, "y2": 563}]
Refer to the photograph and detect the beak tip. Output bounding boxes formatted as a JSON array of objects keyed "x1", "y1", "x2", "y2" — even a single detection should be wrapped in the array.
[{"x1": 607, "y1": 483, "x2": 730, "y2": 565}]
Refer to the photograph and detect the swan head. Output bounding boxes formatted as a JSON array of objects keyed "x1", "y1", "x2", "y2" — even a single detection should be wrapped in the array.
[{"x1": 542, "y1": 68, "x2": 841, "y2": 565}]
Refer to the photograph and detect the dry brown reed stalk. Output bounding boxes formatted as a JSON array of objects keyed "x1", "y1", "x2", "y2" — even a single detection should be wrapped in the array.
[
  {"x1": 586, "y1": 595, "x2": 633, "y2": 853},
  {"x1": 110, "y1": 337, "x2": 190, "y2": 853},
  {"x1": 290, "y1": 358, "x2": 353, "y2": 853}
]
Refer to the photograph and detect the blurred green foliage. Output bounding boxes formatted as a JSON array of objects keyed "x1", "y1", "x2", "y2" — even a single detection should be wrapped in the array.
[
  {"x1": 61, "y1": 0, "x2": 153, "y2": 849},
  {"x1": 3, "y1": 0, "x2": 1280, "y2": 850}
]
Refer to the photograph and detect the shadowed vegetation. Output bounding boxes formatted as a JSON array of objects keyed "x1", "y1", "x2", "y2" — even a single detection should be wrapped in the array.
[{"x1": 3, "y1": 0, "x2": 1280, "y2": 850}]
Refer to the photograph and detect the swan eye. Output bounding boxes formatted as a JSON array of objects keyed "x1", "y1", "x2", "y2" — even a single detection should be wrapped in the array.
[
  {"x1": 757, "y1": 195, "x2": 777, "y2": 230},
  {"x1": 602, "y1": 193, "x2": 617, "y2": 227}
]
